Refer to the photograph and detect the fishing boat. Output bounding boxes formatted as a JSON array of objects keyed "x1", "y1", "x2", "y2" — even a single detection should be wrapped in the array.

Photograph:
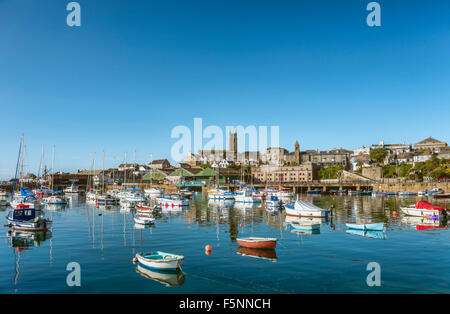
[
  {"x1": 285, "y1": 200, "x2": 329, "y2": 218},
  {"x1": 64, "y1": 183, "x2": 81, "y2": 194},
  {"x1": 234, "y1": 189, "x2": 261, "y2": 203},
  {"x1": 134, "y1": 251, "x2": 184, "y2": 270},
  {"x1": 236, "y1": 237, "x2": 277, "y2": 249},
  {"x1": 400, "y1": 200, "x2": 448, "y2": 218},
  {"x1": 6, "y1": 207, "x2": 49, "y2": 232},
  {"x1": 156, "y1": 194, "x2": 189, "y2": 208},
  {"x1": 208, "y1": 187, "x2": 235, "y2": 200},
  {"x1": 345, "y1": 222, "x2": 385, "y2": 231},
  {"x1": 134, "y1": 215, "x2": 155, "y2": 225},
  {"x1": 266, "y1": 195, "x2": 282, "y2": 208},
  {"x1": 144, "y1": 187, "x2": 164, "y2": 199},
  {"x1": 43, "y1": 192, "x2": 68, "y2": 205}
]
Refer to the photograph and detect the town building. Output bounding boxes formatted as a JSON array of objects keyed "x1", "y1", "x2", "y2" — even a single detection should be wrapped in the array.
[
  {"x1": 414, "y1": 137, "x2": 448, "y2": 153},
  {"x1": 252, "y1": 162, "x2": 316, "y2": 183}
]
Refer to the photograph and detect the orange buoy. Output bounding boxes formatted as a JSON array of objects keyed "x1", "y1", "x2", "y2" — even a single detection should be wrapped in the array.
[
  {"x1": 240, "y1": 223, "x2": 243, "y2": 227},
  {"x1": 205, "y1": 250, "x2": 211, "y2": 256},
  {"x1": 205, "y1": 244, "x2": 212, "y2": 251},
  {"x1": 393, "y1": 211, "x2": 398, "y2": 217}
]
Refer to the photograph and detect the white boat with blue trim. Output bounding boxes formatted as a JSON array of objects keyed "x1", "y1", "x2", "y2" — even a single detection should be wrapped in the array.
[{"x1": 134, "y1": 251, "x2": 184, "y2": 270}]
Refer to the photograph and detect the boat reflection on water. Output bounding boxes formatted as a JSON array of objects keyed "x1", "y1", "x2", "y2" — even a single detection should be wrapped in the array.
[
  {"x1": 7, "y1": 229, "x2": 53, "y2": 249},
  {"x1": 208, "y1": 199, "x2": 234, "y2": 209},
  {"x1": 45, "y1": 203, "x2": 68, "y2": 212},
  {"x1": 136, "y1": 264, "x2": 185, "y2": 287},
  {"x1": 134, "y1": 222, "x2": 155, "y2": 230},
  {"x1": 290, "y1": 228, "x2": 320, "y2": 235},
  {"x1": 233, "y1": 202, "x2": 260, "y2": 211},
  {"x1": 236, "y1": 247, "x2": 278, "y2": 262},
  {"x1": 346, "y1": 229, "x2": 385, "y2": 239}
]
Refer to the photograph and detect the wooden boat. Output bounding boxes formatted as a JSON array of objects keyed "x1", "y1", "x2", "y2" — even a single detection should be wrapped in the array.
[
  {"x1": 134, "y1": 251, "x2": 184, "y2": 270},
  {"x1": 236, "y1": 237, "x2": 277, "y2": 249},
  {"x1": 134, "y1": 215, "x2": 155, "y2": 225},
  {"x1": 346, "y1": 222, "x2": 384, "y2": 231},
  {"x1": 285, "y1": 200, "x2": 328, "y2": 218}
]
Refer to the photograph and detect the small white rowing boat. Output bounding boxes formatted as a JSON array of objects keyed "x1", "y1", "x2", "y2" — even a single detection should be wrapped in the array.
[{"x1": 134, "y1": 251, "x2": 184, "y2": 270}]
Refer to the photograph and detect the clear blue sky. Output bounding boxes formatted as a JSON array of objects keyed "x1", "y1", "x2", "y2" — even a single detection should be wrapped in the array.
[{"x1": 1, "y1": 0, "x2": 449, "y2": 179}]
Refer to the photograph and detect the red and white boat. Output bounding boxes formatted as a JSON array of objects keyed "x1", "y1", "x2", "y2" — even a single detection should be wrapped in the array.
[
  {"x1": 400, "y1": 201, "x2": 448, "y2": 218},
  {"x1": 135, "y1": 204, "x2": 158, "y2": 212},
  {"x1": 236, "y1": 237, "x2": 277, "y2": 249}
]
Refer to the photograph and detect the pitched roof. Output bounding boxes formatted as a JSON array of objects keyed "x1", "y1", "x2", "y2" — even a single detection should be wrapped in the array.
[
  {"x1": 168, "y1": 168, "x2": 195, "y2": 177},
  {"x1": 415, "y1": 137, "x2": 447, "y2": 145},
  {"x1": 142, "y1": 170, "x2": 166, "y2": 181},
  {"x1": 194, "y1": 167, "x2": 217, "y2": 177},
  {"x1": 150, "y1": 159, "x2": 170, "y2": 165}
]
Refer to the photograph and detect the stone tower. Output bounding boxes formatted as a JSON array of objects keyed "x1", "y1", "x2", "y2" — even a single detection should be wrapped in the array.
[
  {"x1": 228, "y1": 129, "x2": 238, "y2": 161},
  {"x1": 295, "y1": 140, "x2": 300, "y2": 165}
]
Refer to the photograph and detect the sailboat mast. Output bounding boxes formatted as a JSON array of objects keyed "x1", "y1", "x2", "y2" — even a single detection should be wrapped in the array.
[
  {"x1": 12, "y1": 134, "x2": 24, "y2": 196},
  {"x1": 124, "y1": 152, "x2": 127, "y2": 187},
  {"x1": 51, "y1": 145, "x2": 55, "y2": 191},
  {"x1": 102, "y1": 150, "x2": 105, "y2": 193}
]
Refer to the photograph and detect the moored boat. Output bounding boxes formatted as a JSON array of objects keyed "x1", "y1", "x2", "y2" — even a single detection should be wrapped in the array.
[
  {"x1": 134, "y1": 251, "x2": 184, "y2": 270},
  {"x1": 6, "y1": 207, "x2": 49, "y2": 232},
  {"x1": 400, "y1": 200, "x2": 448, "y2": 218},
  {"x1": 156, "y1": 194, "x2": 189, "y2": 208},
  {"x1": 285, "y1": 200, "x2": 329, "y2": 218},
  {"x1": 345, "y1": 222, "x2": 384, "y2": 231},
  {"x1": 236, "y1": 237, "x2": 277, "y2": 249}
]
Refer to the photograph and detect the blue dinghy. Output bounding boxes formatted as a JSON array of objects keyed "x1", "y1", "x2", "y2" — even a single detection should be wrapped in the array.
[{"x1": 345, "y1": 222, "x2": 384, "y2": 231}]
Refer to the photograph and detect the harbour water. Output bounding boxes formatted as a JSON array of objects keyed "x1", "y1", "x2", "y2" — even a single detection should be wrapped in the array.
[{"x1": 0, "y1": 194, "x2": 449, "y2": 294}]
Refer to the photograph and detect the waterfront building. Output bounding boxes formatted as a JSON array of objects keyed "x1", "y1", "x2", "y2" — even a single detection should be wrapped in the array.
[
  {"x1": 149, "y1": 159, "x2": 171, "y2": 170},
  {"x1": 301, "y1": 148, "x2": 351, "y2": 168},
  {"x1": 252, "y1": 162, "x2": 315, "y2": 183}
]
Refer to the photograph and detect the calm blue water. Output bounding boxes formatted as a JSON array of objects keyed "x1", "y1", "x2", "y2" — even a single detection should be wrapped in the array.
[{"x1": 1, "y1": 194, "x2": 449, "y2": 294}]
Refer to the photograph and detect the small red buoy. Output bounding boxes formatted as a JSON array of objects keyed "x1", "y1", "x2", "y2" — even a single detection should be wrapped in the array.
[
  {"x1": 205, "y1": 250, "x2": 211, "y2": 256},
  {"x1": 205, "y1": 244, "x2": 212, "y2": 251},
  {"x1": 240, "y1": 223, "x2": 243, "y2": 227},
  {"x1": 393, "y1": 211, "x2": 398, "y2": 217}
]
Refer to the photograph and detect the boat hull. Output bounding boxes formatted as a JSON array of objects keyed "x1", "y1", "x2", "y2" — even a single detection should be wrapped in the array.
[
  {"x1": 135, "y1": 252, "x2": 184, "y2": 270},
  {"x1": 236, "y1": 238, "x2": 277, "y2": 249},
  {"x1": 345, "y1": 222, "x2": 384, "y2": 231}
]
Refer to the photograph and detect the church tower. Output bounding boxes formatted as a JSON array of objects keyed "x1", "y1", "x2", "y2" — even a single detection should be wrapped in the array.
[
  {"x1": 295, "y1": 140, "x2": 300, "y2": 165},
  {"x1": 228, "y1": 129, "x2": 238, "y2": 162}
]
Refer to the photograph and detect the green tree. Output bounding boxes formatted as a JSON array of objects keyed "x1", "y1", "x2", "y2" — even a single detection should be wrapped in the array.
[{"x1": 369, "y1": 148, "x2": 388, "y2": 164}]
